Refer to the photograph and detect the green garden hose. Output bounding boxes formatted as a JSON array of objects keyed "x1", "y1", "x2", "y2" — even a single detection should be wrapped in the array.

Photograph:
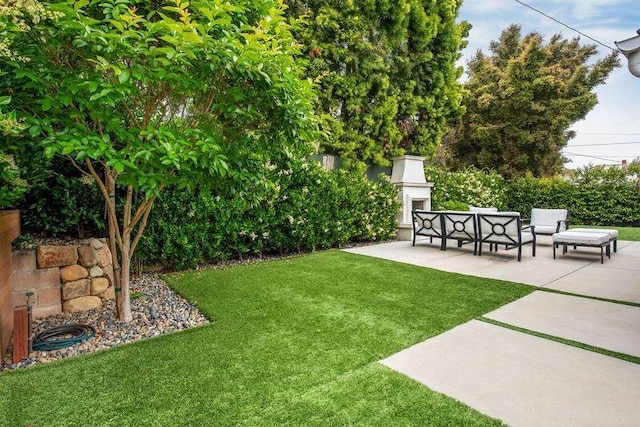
[{"x1": 32, "y1": 324, "x2": 96, "y2": 351}]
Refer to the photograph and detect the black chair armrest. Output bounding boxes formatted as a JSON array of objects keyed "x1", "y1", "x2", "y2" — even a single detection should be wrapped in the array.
[{"x1": 556, "y1": 219, "x2": 570, "y2": 232}]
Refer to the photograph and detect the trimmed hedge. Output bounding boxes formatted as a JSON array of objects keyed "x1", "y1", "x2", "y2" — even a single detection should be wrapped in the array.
[
  {"x1": 424, "y1": 166, "x2": 507, "y2": 210},
  {"x1": 506, "y1": 165, "x2": 640, "y2": 226},
  {"x1": 136, "y1": 158, "x2": 400, "y2": 269},
  {"x1": 425, "y1": 164, "x2": 640, "y2": 227}
]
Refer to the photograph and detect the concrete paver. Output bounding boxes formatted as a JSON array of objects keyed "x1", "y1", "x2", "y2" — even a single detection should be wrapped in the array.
[
  {"x1": 381, "y1": 320, "x2": 640, "y2": 427},
  {"x1": 484, "y1": 291, "x2": 640, "y2": 357},
  {"x1": 347, "y1": 237, "x2": 640, "y2": 425}
]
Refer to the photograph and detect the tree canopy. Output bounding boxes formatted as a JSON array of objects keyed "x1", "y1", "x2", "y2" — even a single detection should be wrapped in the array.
[
  {"x1": 284, "y1": 0, "x2": 468, "y2": 165},
  {"x1": 442, "y1": 24, "x2": 619, "y2": 179},
  {"x1": 1, "y1": 0, "x2": 317, "y2": 321}
]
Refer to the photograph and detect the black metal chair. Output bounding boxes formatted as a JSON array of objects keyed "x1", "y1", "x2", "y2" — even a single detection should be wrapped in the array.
[
  {"x1": 411, "y1": 210, "x2": 445, "y2": 249},
  {"x1": 477, "y1": 213, "x2": 536, "y2": 261},
  {"x1": 441, "y1": 211, "x2": 478, "y2": 255}
]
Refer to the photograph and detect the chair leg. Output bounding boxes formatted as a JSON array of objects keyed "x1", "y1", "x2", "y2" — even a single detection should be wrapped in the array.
[
  {"x1": 517, "y1": 246, "x2": 522, "y2": 261},
  {"x1": 600, "y1": 246, "x2": 604, "y2": 264},
  {"x1": 614, "y1": 239, "x2": 617, "y2": 253},
  {"x1": 553, "y1": 243, "x2": 557, "y2": 259}
]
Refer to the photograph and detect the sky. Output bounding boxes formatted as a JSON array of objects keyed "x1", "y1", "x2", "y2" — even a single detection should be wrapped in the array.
[{"x1": 457, "y1": 0, "x2": 640, "y2": 169}]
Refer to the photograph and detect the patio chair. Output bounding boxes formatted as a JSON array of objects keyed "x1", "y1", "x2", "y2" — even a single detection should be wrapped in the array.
[
  {"x1": 526, "y1": 208, "x2": 569, "y2": 236},
  {"x1": 441, "y1": 211, "x2": 478, "y2": 255},
  {"x1": 477, "y1": 213, "x2": 536, "y2": 261},
  {"x1": 411, "y1": 210, "x2": 444, "y2": 249}
]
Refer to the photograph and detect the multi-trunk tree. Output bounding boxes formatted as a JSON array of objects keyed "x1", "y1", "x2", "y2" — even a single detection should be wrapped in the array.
[
  {"x1": 284, "y1": 0, "x2": 468, "y2": 165},
  {"x1": 443, "y1": 24, "x2": 619, "y2": 179},
  {"x1": 1, "y1": 0, "x2": 317, "y2": 321}
]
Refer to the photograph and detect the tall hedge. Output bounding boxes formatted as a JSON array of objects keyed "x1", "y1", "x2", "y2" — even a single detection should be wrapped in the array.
[
  {"x1": 506, "y1": 165, "x2": 640, "y2": 226},
  {"x1": 136, "y1": 158, "x2": 400, "y2": 269}
]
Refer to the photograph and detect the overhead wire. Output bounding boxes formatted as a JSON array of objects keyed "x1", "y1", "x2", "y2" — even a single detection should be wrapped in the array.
[{"x1": 512, "y1": 0, "x2": 619, "y2": 52}]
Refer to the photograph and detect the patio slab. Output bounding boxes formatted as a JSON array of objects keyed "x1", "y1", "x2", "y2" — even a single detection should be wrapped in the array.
[
  {"x1": 344, "y1": 239, "x2": 640, "y2": 303},
  {"x1": 381, "y1": 320, "x2": 640, "y2": 427},
  {"x1": 484, "y1": 291, "x2": 640, "y2": 357}
]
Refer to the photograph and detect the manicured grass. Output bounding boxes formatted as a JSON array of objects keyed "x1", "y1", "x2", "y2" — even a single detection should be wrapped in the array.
[
  {"x1": 1, "y1": 251, "x2": 534, "y2": 426},
  {"x1": 573, "y1": 225, "x2": 640, "y2": 241}
]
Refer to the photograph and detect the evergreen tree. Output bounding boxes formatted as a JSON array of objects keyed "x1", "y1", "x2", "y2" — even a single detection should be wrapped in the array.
[
  {"x1": 285, "y1": 0, "x2": 468, "y2": 165},
  {"x1": 443, "y1": 25, "x2": 619, "y2": 179}
]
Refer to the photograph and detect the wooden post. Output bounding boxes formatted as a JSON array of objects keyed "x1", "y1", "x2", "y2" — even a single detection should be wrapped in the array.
[
  {"x1": 12, "y1": 306, "x2": 29, "y2": 363},
  {"x1": 0, "y1": 210, "x2": 21, "y2": 360}
]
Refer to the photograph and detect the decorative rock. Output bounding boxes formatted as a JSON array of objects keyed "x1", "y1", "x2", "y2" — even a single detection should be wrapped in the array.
[
  {"x1": 89, "y1": 265, "x2": 103, "y2": 278},
  {"x1": 103, "y1": 264, "x2": 115, "y2": 284},
  {"x1": 36, "y1": 245, "x2": 78, "y2": 268},
  {"x1": 62, "y1": 279, "x2": 90, "y2": 300},
  {"x1": 60, "y1": 265, "x2": 88, "y2": 282},
  {"x1": 90, "y1": 277, "x2": 110, "y2": 295},
  {"x1": 99, "y1": 286, "x2": 115, "y2": 301},
  {"x1": 78, "y1": 245, "x2": 98, "y2": 268},
  {"x1": 63, "y1": 296, "x2": 102, "y2": 313},
  {"x1": 89, "y1": 238, "x2": 104, "y2": 249},
  {"x1": 96, "y1": 246, "x2": 112, "y2": 268}
]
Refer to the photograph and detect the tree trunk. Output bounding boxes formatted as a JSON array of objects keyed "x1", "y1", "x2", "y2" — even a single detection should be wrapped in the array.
[{"x1": 117, "y1": 243, "x2": 132, "y2": 323}]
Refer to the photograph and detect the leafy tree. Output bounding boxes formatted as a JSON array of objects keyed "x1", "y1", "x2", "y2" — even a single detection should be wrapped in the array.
[
  {"x1": 284, "y1": 0, "x2": 468, "y2": 165},
  {"x1": 2, "y1": 0, "x2": 317, "y2": 321},
  {"x1": 443, "y1": 24, "x2": 619, "y2": 179}
]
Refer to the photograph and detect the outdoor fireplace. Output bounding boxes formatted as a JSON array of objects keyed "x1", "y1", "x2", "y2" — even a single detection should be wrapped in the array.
[{"x1": 391, "y1": 156, "x2": 433, "y2": 240}]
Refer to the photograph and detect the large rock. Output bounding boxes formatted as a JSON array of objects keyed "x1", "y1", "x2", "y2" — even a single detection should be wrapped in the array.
[
  {"x1": 88, "y1": 238, "x2": 104, "y2": 249},
  {"x1": 62, "y1": 279, "x2": 90, "y2": 300},
  {"x1": 78, "y1": 245, "x2": 98, "y2": 268},
  {"x1": 63, "y1": 296, "x2": 102, "y2": 313},
  {"x1": 96, "y1": 246, "x2": 112, "y2": 267},
  {"x1": 99, "y1": 286, "x2": 115, "y2": 301},
  {"x1": 60, "y1": 265, "x2": 88, "y2": 282},
  {"x1": 36, "y1": 245, "x2": 78, "y2": 268},
  {"x1": 89, "y1": 265, "x2": 103, "y2": 278},
  {"x1": 90, "y1": 277, "x2": 110, "y2": 295}
]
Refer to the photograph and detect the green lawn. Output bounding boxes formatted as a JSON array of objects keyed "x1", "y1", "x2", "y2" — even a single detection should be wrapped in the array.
[{"x1": 1, "y1": 251, "x2": 534, "y2": 426}]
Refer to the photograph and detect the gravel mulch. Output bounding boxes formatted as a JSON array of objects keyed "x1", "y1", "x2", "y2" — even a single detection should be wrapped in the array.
[{"x1": 1, "y1": 273, "x2": 209, "y2": 372}]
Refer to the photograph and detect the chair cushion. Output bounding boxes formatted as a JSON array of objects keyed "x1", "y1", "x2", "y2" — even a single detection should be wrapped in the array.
[
  {"x1": 533, "y1": 225, "x2": 558, "y2": 235},
  {"x1": 531, "y1": 208, "x2": 568, "y2": 226},
  {"x1": 469, "y1": 206, "x2": 498, "y2": 213},
  {"x1": 553, "y1": 231, "x2": 609, "y2": 245},
  {"x1": 569, "y1": 228, "x2": 618, "y2": 239}
]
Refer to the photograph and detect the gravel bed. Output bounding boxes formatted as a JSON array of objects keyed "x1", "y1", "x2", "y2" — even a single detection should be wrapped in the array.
[{"x1": 1, "y1": 273, "x2": 209, "y2": 372}]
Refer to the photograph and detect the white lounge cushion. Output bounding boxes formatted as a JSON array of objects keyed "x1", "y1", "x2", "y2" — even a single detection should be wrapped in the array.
[
  {"x1": 569, "y1": 228, "x2": 618, "y2": 239},
  {"x1": 553, "y1": 231, "x2": 609, "y2": 245}
]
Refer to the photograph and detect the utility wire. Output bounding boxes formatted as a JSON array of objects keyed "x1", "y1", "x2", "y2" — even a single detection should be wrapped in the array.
[
  {"x1": 568, "y1": 141, "x2": 640, "y2": 147},
  {"x1": 513, "y1": 0, "x2": 619, "y2": 52},
  {"x1": 564, "y1": 152, "x2": 621, "y2": 164}
]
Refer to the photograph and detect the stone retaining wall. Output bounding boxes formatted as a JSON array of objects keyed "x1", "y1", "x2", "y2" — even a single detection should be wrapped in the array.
[{"x1": 12, "y1": 239, "x2": 115, "y2": 318}]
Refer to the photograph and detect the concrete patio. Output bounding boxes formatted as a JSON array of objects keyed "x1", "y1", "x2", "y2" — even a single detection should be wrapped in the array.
[{"x1": 344, "y1": 236, "x2": 640, "y2": 426}]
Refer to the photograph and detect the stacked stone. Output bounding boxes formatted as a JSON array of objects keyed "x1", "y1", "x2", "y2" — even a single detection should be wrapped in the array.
[{"x1": 37, "y1": 239, "x2": 116, "y2": 313}]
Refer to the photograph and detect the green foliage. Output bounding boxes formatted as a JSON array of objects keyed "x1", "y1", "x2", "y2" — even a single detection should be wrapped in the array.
[
  {"x1": 444, "y1": 25, "x2": 619, "y2": 179},
  {"x1": 439, "y1": 200, "x2": 469, "y2": 211},
  {"x1": 506, "y1": 164, "x2": 640, "y2": 226},
  {"x1": 424, "y1": 166, "x2": 506, "y2": 210},
  {"x1": 285, "y1": 0, "x2": 468, "y2": 165},
  {"x1": 137, "y1": 160, "x2": 400, "y2": 269},
  {"x1": 0, "y1": 151, "x2": 27, "y2": 208}
]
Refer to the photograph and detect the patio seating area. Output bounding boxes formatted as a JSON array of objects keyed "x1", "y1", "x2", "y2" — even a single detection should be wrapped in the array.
[{"x1": 412, "y1": 210, "x2": 536, "y2": 261}]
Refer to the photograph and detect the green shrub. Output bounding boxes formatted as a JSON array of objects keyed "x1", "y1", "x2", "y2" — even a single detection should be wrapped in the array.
[
  {"x1": 439, "y1": 200, "x2": 469, "y2": 211},
  {"x1": 135, "y1": 157, "x2": 400, "y2": 269},
  {"x1": 425, "y1": 166, "x2": 506, "y2": 210},
  {"x1": 506, "y1": 165, "x2": 640, "y2": 226}
]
